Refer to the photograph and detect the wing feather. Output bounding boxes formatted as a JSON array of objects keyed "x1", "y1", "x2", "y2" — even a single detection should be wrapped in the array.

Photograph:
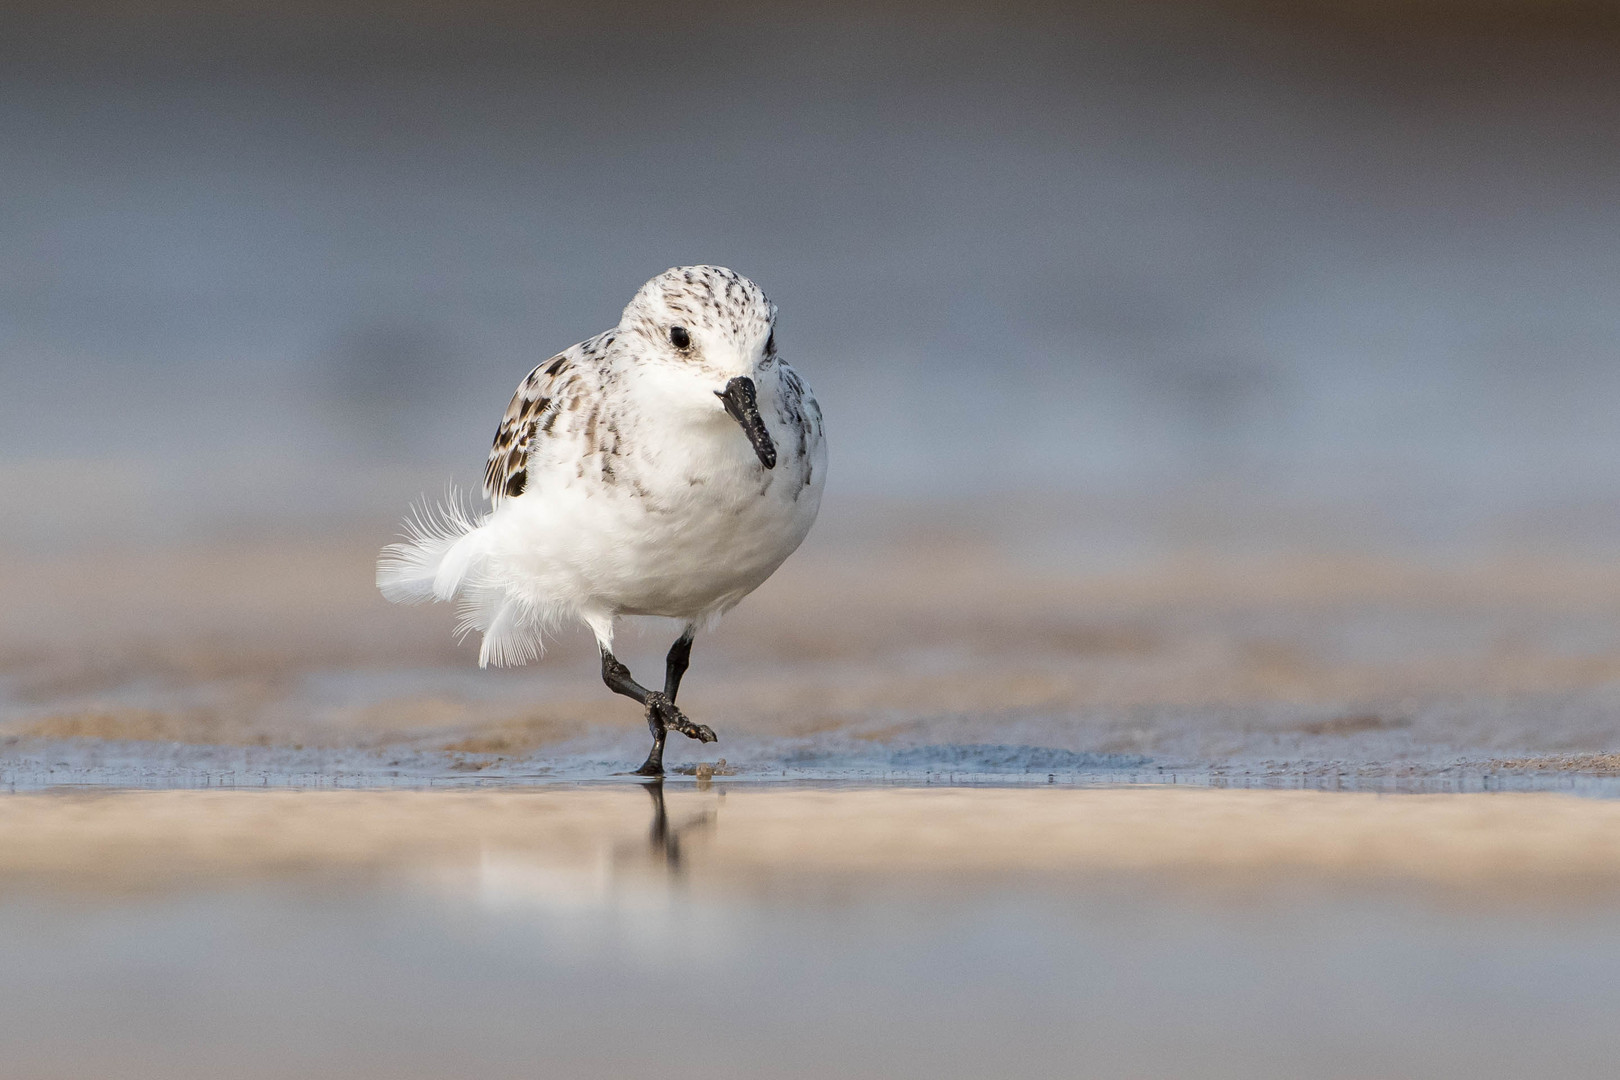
[{"x1": 483, "y1": 339, "x2": 594, "y2": 505}]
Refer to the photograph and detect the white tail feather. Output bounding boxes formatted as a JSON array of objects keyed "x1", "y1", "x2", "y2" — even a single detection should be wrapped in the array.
[
  {"x1": 378, "y1": 490, "x2": 552, "y2": 668},
  {"x1": 376, "y1": 490, "x2": 486, "y2": 605}
]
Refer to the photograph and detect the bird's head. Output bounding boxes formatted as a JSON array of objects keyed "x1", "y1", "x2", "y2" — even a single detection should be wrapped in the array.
[{"x1": 619, "y1": 265, "x2": 779, "y2": 469}]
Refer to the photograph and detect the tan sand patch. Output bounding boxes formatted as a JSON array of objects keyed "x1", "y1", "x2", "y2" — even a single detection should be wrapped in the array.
[
  {"x1": 12, "y1": 707, "x2": 270, "y2": 746},
  {"x1": 5, "y1": 787, "x2": 1620, "y2": 903},
  {"x1": 439, "y1": 710, "x2": 586, "y2": 754},
  {"x1": 1494, "y1": 753, "x2": 1620, "y2": 774}
]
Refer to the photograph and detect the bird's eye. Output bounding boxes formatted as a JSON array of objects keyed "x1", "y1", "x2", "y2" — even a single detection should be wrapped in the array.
[
  {"x1": 765, "y1": 329, "x2": 775, "y2": 354},
  {"x1": 669, "y1": 326, "x2": 691, "y2": 349}
]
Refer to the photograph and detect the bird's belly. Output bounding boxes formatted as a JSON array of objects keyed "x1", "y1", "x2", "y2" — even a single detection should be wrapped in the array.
[
  {"x1": 490, "y1": 427, "x2": 823, "y2": 622},
  {"x1": 603, "y1": 477, "x2": 819, "y2": 617}
]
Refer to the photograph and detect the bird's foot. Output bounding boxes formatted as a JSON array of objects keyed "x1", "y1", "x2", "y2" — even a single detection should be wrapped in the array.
[
  {"x1": 646, "y1": 693, "x2": 717, "y2": 744},
  {"x1": 683, "y1": 722, "x2": 718, "y2": 744}
]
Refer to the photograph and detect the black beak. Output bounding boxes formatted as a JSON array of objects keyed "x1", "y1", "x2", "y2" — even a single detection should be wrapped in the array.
[{"x1": 715, "y1": 376, "x2": 777, "y2": 469}]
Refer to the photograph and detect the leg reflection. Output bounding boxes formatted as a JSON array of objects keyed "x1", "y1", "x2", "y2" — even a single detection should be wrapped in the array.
[{"x1": 639, "y1": 779, "x2": 716, "y2": 874}]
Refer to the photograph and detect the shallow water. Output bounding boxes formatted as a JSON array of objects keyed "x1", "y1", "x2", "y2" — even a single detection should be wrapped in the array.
[
  {"x1": 5, "y1": 784, "x2": 1620, "y2": 1080},
  {"x1": 11, "y1": 884, "x2": 1620, "y2": 1079},
  {"x1": 9, "y1": 741, "x2": 1620, "y2": 798}
]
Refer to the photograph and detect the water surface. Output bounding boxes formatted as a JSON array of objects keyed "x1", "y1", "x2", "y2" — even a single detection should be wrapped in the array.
[{"x1": 5, "y1": 784, "x2": 1620, "y2": 1079}]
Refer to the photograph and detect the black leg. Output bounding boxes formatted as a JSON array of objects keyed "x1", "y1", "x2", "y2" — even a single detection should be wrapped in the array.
[
  {"x1": 636, "y1": 721, "x2": 669, "y2": 777},
  {"x1": 664, "y1": 627, "x2": 695, "y2": 702},
  {"x1": 600, "y1": 648, "x2": 656, "y2": 704},
  {"x1": 600, "y1": 644, "x2": 715, "y2": 777}
]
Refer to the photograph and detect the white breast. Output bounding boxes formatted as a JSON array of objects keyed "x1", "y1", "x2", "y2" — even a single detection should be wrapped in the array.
[{"x1": 482, "y1": 364, "x2": 825, "y2": 624}]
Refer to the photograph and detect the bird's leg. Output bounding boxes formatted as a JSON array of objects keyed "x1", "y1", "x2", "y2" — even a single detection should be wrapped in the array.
[
  {"x1": 637, "y1": 719, "x2": 668, "y2": 778},
  {"x1": 657, "y1": 627, "x2": 710, "y2": 745},
  {"x1": 600, "y1": 645, "x2": 715, "y2": 778},
  {"x1": 600, "y1": 649, "x2": 670, "y2": 775},
  {"x1": 663, "y1": 627, "x2": 695, "y2": 703}
]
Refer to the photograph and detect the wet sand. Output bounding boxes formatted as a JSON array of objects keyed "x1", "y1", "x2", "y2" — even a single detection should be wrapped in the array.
[
  {"x1": 6, "y1": 513, "x2": 1620, "y2": 789},
  {"x1": 7, "y1": 784, "x2": 1620, "y2": 897}
]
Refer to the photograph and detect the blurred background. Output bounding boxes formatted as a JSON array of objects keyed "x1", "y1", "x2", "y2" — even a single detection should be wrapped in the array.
[
  {"x1": 3, "y1": 0, "x2": 1620, "y2": 782},
  {"x1": 5, "y1": 0, "x2": 1618, "y2": 553}
]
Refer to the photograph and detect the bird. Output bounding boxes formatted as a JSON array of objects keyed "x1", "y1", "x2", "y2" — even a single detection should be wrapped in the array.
[{"x1": 377, "y1": 265, "x2": 826, "y2": 775}]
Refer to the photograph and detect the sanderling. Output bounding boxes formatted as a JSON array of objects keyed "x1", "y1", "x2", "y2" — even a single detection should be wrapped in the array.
[{"x1": 377, "y1": 266, "x2": 826, "y2": 775}]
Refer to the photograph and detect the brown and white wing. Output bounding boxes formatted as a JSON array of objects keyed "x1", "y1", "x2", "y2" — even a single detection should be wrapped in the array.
[{"x1": 483, "y1": 341, "x2": 592, "y2": 505}]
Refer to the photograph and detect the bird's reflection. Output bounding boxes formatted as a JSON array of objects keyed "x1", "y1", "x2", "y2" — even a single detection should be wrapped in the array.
[
  {"x1": 467, "y1": 780, "x2": 720, "y2": 914},
  {"x1": 636, "y1": 779, "x2": 718, "y2": 875}
]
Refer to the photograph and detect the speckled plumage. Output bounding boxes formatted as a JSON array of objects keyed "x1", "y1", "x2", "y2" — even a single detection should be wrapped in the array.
[{"x1": 378, "y1": 266, "x2": 826, "y2": 680}]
